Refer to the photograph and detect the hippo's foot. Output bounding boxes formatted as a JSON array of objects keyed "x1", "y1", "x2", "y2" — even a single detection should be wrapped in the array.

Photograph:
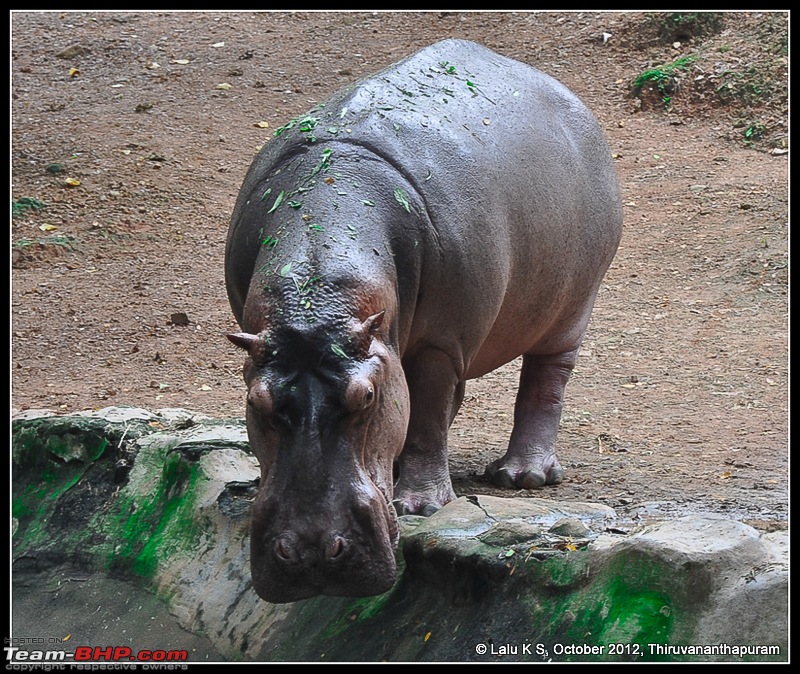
[
  {"x1": 484, "y1": 448, "x2": 564, "y2": 490},
  {"x1": 392, "y1": 479, "x2": 457, "y2": 517}
]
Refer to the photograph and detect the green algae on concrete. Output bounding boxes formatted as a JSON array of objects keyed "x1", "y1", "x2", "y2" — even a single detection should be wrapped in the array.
[
  {"x1": 532, "y1": 572, "x2": 674, "y2": 662},
  {"x1": 12, "y1": 417, "x2": 112, "y2": 552},
  {"x1": 12, "y1": 411, "x2": 214, "y2": 583},
  {"x1": 105, "y1": 438, "x2": 207, "y2": 579},
  {"x1": 387, "y1": 497, "x2": 786, "y2": 662}
]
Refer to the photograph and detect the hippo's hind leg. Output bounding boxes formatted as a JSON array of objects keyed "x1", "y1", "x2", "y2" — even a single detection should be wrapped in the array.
[
  {"x1": 393, "y1": 348, "x2": 464, "y2": 516},
  {"x1": 485, "y1": 348, "x2": 579, "y2": 489}
]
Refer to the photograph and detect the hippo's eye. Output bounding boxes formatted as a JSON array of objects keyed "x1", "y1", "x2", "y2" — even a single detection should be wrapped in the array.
[
  {"x1": 345, "y1": 378, "x2": 376, "y2": 414},
  {"x1": 246, "y1": 382, "x2": 276, "y2": 419},
  {"x1": 248, "y1": 397, "x2": 290, "y2": 431}
]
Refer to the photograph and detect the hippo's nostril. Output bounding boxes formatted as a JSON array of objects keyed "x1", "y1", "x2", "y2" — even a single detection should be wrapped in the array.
[
  {"x1": 327, "y1": 535, "x2": 347, "y2": 561},
  {"x1": 273, "y1": 534, "x2": 298, "y2": 565}
]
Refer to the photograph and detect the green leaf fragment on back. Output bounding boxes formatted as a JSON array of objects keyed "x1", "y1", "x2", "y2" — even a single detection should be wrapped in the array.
[
  {"x1": 267, "y1": 191, "x2": 285, "y2": 214},
  {"x1": 394, "y1": 187, "x2": 411, "y2": 213}
]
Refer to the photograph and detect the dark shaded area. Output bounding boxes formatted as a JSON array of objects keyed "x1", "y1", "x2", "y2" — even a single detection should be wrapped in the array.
[{"x1": 12, "y1": 562, "x2": 228, "y2": 662}]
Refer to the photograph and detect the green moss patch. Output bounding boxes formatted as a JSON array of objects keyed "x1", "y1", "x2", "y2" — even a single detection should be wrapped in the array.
[
  {"x1": 12, "y1": 424, "x2": 110, "y2": 552},
  {"x1": 93, "y1": 440, "x2": 208, "y2": 579},
  {"x1": 12, "y1": 415, "x2": 209, "y2": 582}
]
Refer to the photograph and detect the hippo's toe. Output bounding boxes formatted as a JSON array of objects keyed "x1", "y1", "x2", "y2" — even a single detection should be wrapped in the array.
[
  {"x1": 545, "y1": 462, "x2": 565, "y2": 485},
  {"x1": 485, "y1": 453, "x2": 564, "y2": 490},
  {"x1": 392, "y1": 498, "x2": 445, "y2": 518},
  {"x1": 392, "y1": 499, "x2": 412, "y2": 516},
  {"x1": 391, "y1": 481, "x2": 455, "y2": 517},
  {"x1": 420, "y1": 503, "x2": 441, "y2": 517},
  {"x1": 484, "y1": 465, "x2": 517, "y2": 489},
  {"x1": 515, "y1": 469, "x2": 547, "y2": 490}
]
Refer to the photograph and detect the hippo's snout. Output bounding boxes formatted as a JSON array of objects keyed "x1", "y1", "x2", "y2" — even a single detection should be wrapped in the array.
[{"x1": 250, "y1": 481, "x2": 399, "y2": 603}]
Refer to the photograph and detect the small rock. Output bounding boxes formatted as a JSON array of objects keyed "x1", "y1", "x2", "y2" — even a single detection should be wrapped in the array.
[
  {"x1": 548, "y1": 517, "x2": 590, "y2": 537},
  {"x1": 169, "y1": 312, "x2": 190, "y2": 326},
  {"x1": 479, "y1": 521, "x2": 542, "y2": 546},
  {"x1": 56, "y1": 44, "x2": 90, "y2": 59}
]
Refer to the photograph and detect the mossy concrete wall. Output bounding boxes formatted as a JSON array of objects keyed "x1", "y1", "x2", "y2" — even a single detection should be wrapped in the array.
[{"x1": 11, "y1": 407, "x2": 788, "y2": 663}]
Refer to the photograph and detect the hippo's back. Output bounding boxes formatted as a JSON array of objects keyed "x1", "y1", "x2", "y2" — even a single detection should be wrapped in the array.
[
  {"x1": 331, "y1": 39, "x2": 622, "y2": 364},
  {"x1": 228, "y1": 39, "x2": 622, "y2": 368}
]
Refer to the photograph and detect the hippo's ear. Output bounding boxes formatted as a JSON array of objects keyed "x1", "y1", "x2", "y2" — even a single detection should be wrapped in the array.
[
  {"x1": 351, "y1": 311, "x2": 386, "y2": 356},
  {"x1": 362, "y1": 310, "x2": 386, "y2": 336},
  {"x1": 227, "y1": 332, "x2": 261, "y2": 353}
]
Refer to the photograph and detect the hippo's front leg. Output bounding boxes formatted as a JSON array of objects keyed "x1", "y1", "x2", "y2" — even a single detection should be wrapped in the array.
[
  {"x1": 393, "y1": 348, "x2": 463, "y2": 516},
  {"x1": 485, "y1": 350, "x2": 577, "y2": 489}
]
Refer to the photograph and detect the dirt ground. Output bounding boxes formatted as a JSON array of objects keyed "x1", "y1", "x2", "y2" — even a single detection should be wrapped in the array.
[{"x1": 11, "y1": 11, "x2": 788, "y2": 532}]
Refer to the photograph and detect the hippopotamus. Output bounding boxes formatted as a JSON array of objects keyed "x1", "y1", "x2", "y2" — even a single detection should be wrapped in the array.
[{"x1": 225, "y1": 39, "x2": 622, "y2": 603}]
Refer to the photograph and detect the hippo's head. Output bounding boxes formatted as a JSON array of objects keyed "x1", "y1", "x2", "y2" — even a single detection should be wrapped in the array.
[{"x1": 227, "y1": 310, "x2": 409, "y2": 603}]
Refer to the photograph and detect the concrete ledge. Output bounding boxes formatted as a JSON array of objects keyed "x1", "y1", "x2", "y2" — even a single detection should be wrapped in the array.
[{"x1": 11, "y1": 408, "x2": 788, "y2": 662}]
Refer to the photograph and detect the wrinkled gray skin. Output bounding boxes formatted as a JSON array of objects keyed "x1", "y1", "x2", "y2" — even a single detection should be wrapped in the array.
[{"x1": 225, "y1": 39, "x2": 622, "y2": 603}]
